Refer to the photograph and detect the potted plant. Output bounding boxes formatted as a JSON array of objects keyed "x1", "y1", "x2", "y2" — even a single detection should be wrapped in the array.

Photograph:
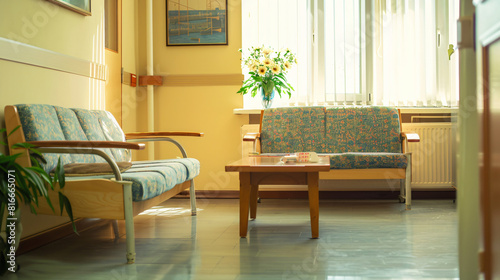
[
  {"x1": 0, "y1": 127, "x2": 74, "y2": 275},
  {"x1": 237, "y1": 46, "x2": 297, "y2": 108}
]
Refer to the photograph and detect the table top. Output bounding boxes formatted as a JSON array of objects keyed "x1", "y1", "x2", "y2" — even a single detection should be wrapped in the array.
[{"x1": 225, "y1": 156, "x2": 331, "y2": 172}]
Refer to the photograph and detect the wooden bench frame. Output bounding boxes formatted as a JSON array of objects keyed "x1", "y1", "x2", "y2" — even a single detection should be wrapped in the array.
[
  {"x1": 243, "y1": 109, "x2": 420, "y2": 210},
  {"x1": 4, "y1": 105, "x2": 203, "y2": 263}
]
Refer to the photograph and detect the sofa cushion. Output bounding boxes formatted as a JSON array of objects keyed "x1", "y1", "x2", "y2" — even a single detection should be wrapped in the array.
[
  {"x1": 93, "y1": 110, "x2": 131, "y2": 162},
  {"x1": 123, "y1": 167, "x2": 179, "y2": 201},
  {"x1": 53, "y1": 106, "x2": 102, "y2": 164},
  {"x1": 127, "y1": 167, "x2": 178, "y2": 201},
  {"x1": 124, "y1": 159, "x2": 199, "y2": 201},
  {"x1": 67, "y1": 158, "x2": 200, "y2": 201},
  {"x1": 132, "y1": 158, "x2": 200, "y2": 180},
  {"x1": 53, "y1": 162, "x2": 133, "y2": 177},
  {"x1": 71, "y1": 108, "x2": 115, "y2": 162},
  {"x1": 325, "y1": 107, "x2": 402, "y2": 153},
  {"x1": 327, "y1": 153, "x2": 407, "y2": 169},
  {"x1": 16, "y1": 104, "x2": 72, "y2": 173},
  {"x1": 260, "y1": 107, "x2": 326, "y2": 153}
]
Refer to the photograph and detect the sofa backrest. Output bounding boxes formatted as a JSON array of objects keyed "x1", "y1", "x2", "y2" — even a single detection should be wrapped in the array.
[
  {"x1": 15, "y1": 104, "x2": 130, "y2": 173},
  {"x1": 324, "y1": 107, "x2": 402, "y2": 153},
  {"x1": 260, "y1": 107, "x2": 326, "y2": 153},
  {"x1": 260, "y1": 106, "x2": 402, "y2": 154}
]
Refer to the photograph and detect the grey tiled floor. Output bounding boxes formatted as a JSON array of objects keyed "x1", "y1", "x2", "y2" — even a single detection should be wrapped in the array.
[{"x1": 6, "y1": 199, "x2": 458, "y2": 280}]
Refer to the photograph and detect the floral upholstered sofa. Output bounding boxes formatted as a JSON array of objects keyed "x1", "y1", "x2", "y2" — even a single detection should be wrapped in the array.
[
  {"x1": 244, "y1": 106, "x2": 419, "y2": 210},
  {"x1": 4, "y1": 104, "x2": 203, "y2": 264}
]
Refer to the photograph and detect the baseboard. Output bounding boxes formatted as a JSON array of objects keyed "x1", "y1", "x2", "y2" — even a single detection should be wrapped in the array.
[
  {"x1": 177, "y1": 190, "x2": 456, "y2": 200},
  {"x1": 18, "y1": 218, "x2": 111, "y2": 255},
  {"x1": 258, "y1": 190, "x2": 456, "y2": 200}
]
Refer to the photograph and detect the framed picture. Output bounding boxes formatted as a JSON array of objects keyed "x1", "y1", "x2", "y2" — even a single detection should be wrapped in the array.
[
  {"x1": 166, "y1": 0, "x2": 228, "y2": 46},
  {"x1": 46, "y1": 0, "x2": 91, "y2": 16}
]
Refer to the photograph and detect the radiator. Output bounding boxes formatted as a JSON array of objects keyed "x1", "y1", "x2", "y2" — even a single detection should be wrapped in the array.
[{"x1": 402, "y1": 123, "x2": 454, "y2": 188}]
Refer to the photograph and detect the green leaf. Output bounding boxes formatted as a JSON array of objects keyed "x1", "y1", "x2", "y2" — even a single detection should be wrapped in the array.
[
  {"x1": 0, "y1": 153, "x2": 22, "y2": 163},
  {"x1": 59, "y1": 192, "x2": 78, "y2": 234},
  {"x1": 29, "y1": 152, "x2": 46, "y2": 164},
  {"x1": 24, "y1": 168, "x2": 46, "y2": 195},
  {"x1": 44, "y1": 192, "x2": 55, "y2": 213},
  {"x1": 58, "y1": 192, "x2": 65, "y2": 216},
  {"x1": 29, "y1": 204, "x2": 36, "y2": 215},
  {"x1": 55, "y1": 157, "x2": 65, "y2": 188},
  {"x1": 0, "y1": 202, "x2": 5, "y2": 230},
  {"x1": 12, "y1": 142, "x2": 36, "y2": 149},
  {"x1": 14, "y1": 169, "x2": 30, "y2": 204},
  {"x1": 0, "y1": 246, "x2": 7, "y2": 276},
  {"x1": 7, "y1": 125, "x2": 20, "y2": 137}
]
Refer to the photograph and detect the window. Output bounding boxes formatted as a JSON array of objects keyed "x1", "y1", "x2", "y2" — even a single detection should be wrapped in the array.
[
  {"x1": 241, "y1": 0, "x2": 459, "y2": 108},
  {"x1": 322, "y1": 0, "x2": 363, "y2": 105},
  {"x1": 241, "y1": 0, "x2": 310, "y2": 108}
]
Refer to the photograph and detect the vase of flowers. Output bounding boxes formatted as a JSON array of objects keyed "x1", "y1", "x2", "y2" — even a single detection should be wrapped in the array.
[{"x1": 237, "y1": 46, "x2": 297, "y2": 108}]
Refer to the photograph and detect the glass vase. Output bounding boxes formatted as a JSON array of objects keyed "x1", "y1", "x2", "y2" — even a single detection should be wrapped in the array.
[{"x1": 261, "y1": 87, "x2": 275, "y2": 109}]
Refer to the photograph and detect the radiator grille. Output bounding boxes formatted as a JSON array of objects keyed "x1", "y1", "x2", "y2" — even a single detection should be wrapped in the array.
[{"x1": 403, "y1": 123, "x2": 454, "y2": 187}]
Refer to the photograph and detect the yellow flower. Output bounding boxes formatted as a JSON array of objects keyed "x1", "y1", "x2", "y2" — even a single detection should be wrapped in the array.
[
  {"x1": 263, "y1": 48, "x2": 272, "y2": 56},
  {"x1": 263, "y1": 58, "x2": 272, "y2": 66},
  {"x1": 249, "y1": 63, "x2": 258, "y2": 72},
  {"x1": 257, "y1": 66, "x2": 267, "y2": 76},
  {"x1": 284, "y1": 61, "x2": 292, "y2": 70},
  {"x1": 271, "y1": 64, "x2": 281, "y2": 74}
]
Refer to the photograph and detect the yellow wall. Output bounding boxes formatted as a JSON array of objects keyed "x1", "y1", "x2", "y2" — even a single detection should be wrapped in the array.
[
  {"x1": 0, "y1": 0, "x2": 245, "y2": 239},
  {"x1": 0, "y1": 0, "x2": 106, "y2": 237},
  {"x1": 124, "y1": 0, "x2": 246, "y2": 191},
  {"x1": 121, "y1": 0, "x2": 142, "y2": 135}
]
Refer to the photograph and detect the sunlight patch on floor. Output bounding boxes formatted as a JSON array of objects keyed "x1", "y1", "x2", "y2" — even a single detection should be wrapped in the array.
[{"x1": 138, "y1": 206, "x2": 203, "y2": 216}]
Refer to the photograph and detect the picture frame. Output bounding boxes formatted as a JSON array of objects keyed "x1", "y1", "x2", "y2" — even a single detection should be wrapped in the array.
[
  {"x1": 166, "y1": 0, "x2": 228, "y2": 46},
  {"x1": 46, "y1": 0, "x2": 91, "y2": 16}
]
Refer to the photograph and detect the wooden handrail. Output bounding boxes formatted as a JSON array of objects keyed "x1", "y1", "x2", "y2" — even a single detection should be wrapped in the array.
[
  {"x1": 126, "y1": 132, "x2": 204, "y2": 139},
  {"x1": 26, "y1": 140, "x2": 145, "y2": 150},
  {"x1": 243, "y1": 133, "x2": 260, "y2": 142},
  {"x1": 401, "y1": 132, "x2": 420, "y2": 142}
]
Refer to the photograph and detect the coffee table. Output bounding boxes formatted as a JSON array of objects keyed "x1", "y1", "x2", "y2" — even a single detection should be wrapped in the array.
[{"x1": 225, "y1": 156, "x2": 330, "y2": 238}]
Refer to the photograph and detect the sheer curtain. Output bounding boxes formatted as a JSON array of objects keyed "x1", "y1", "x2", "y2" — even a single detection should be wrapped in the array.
[
  {"x1": 322, "y1": 0, "x2": 364, "y2": 105},
  {"x1": 372, "y1": 0, "x2": 459, "y2": 107},
  {"x1": 241, "y1": 0, "x2": 310, "y2": 108},
  {"x1": 241, "y1": 0, "x2": 459, "y2": 109}
]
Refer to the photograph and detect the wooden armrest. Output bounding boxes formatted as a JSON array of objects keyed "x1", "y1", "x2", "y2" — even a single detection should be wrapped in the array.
[
  {"x1": 126, "y1": 132, "x2": 204, "y2": 140},
  {"x1": 26, "y1": 141, "x2": 145, "y2": 150},
  {"x1": 243, "y1": 132, "x2": 260, "y2": 142},
  {"x1": 401, "y1": 132, "x2": 420, "y2": 142}
]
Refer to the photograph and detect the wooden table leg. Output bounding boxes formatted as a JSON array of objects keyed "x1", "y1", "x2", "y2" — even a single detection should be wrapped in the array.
[
  {"x1": 307, "y1": 172, "x2": 319, "y2": 239},
  {"x1": 249, "y1": 184, "x2": 259, "y2": 220},
  {"x1": 239, "y1": 172, "x2": 251, "y2": 238}
]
